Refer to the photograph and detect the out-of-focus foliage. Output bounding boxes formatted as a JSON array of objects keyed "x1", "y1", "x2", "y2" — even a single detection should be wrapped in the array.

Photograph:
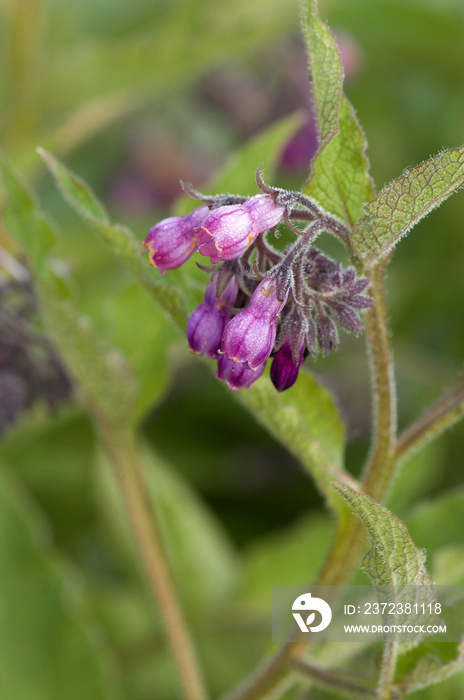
[{"x1": 1, "y1": 0, "x2": 464, "y2": 698}]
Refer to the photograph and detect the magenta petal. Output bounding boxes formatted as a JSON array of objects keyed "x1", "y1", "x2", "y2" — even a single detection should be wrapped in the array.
[
  {"x1": 143, "y1": 206, "x2": 208, "y2": 273},
  {"x1": 204, "y1": 273, "x2": 238, "y2": 308},
  {"x1": 221, "y1": 311, "x2": 276, "y2": 370},
  {"x1": 187, "y1": 304, "x2": 229, "y2": 359},
  {"x1": 215, "y1": 355, "x2": 266, "y2": 390},
  {"x1": 244, "y1": 194, "x2": 285, "y2": 233},
  {"x1": 247, "y1": 278, "x2": 288, "y2": 318},
  {"x1": 197, "y1": 205, "x2": 255, "y2": 261},
  {"x1": 187, "y1": 274, "x2": 238, "y2": 358},
  {"x1": 270, "y1": 338, "x2": 305, "y2": 392}
]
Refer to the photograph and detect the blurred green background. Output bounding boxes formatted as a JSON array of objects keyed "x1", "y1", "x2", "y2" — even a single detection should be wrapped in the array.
[{"x1": 1, "y1": 0, "x2": 464, "y2": 698}]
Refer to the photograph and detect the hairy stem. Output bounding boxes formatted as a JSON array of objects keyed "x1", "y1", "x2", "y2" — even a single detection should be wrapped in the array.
[
  {"x1": 222, "y1": 641, "x2": 304, "y2": 700},
  {"x1": 361, "y1": 261, "x2": 397, "y2": 500},
  {"x1": 293, "y1": 657, "x2": 376, "y2": 698},
  {"x1": 101, "y1": 425, "x2": 207, "y2": 700},
  {"x1": 378, "y1": 639, "x2": 399, "y2": 700},
  {"x1": 396, "y1": 376, "x2": 464, "y2": 464},
  {"x1": 222, "y1": 261, "x2": 398, "y2": 700}
]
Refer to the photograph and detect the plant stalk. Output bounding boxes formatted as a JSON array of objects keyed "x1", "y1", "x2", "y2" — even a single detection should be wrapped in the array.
[
  {"x1": 395, "y1": 376, "x2": 464, "y2": 464},
  {"x1": 378, "y1": 638, "x2": 399, "y2": 700},
  {"x1": 361, "y1": 261, "x2": 397, "y2": 501},
  {"x1": 222, "y1": 260, "x2": 398, "y2": 700},
  {"x1": 293, "y1": 657, "x2": 376, "y2": 698},
  {"x1": 102, "y1": 425, "x2": 208, "y2": 700}
]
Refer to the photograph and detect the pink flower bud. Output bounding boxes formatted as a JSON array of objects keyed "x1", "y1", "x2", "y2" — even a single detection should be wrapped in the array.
[
  {"x1": 247, "y1": 278, "x2": 288, "y2": 318},
  {"x1": 221, "y1": 278, "x2": 288, "y2": 369},
  {"x1": 187, "y1": 275, "x2": 238, "y2": 359},
  {"x1": 143, "y1": 206, "x2": 208, "y2": 273},
  {"x1": 197, "y1": 205, "x2": 255, "y2": 263},
  {"x1": 221, "y1": 311, "x2": 277, "y2": 370},
  {"x1": 197, "y1": 195, "x2": 285, "y2": 263},
  {"x1": 270, "y1": 338, "x2": 305, "y2": 392}
]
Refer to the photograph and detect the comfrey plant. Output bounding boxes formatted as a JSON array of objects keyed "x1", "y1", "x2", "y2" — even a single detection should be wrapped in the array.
[
  {"x1": 3, "y1": 1, "x2": 464, "y2": 700},
  {"x1": 143, "y1": 171, "x2": 371, "y2": 391}
]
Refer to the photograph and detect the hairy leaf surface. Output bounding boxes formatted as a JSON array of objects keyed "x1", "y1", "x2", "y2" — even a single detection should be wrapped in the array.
[
  {"x1": 38, "y1": 148, "x2": 186, "y2": 328},
  {"x1": 239, "y1": 373, "x2": 346, "y2": 511},
  {"x1": 352, "y1": 145, "x2": 464, "y2": 264}
]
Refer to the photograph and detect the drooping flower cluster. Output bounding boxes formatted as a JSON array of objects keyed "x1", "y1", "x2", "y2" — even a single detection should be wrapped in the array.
[{"x1": 143, "y1": 168, "x2": 372, "y2": 391}]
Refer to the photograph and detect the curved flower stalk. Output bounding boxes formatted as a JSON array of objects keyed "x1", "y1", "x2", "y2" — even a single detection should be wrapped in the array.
[{"x1": 143, "y1": 167, "x2": 372, "y2": 391}]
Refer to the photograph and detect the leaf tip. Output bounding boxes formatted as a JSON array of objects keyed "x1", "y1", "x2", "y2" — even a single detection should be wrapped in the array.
[
  {"x1": 331, "y1": 481, "x2": 356, "y2": 497},
  {"x1": 36, "y1": 146, "x2": 53, "y2": 167}
]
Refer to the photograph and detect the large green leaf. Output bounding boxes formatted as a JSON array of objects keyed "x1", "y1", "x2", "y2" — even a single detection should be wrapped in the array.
[
  {"x1": 238, "y1": 372, "x2": 346, "y2": 511},
  {"x1": 304, "y1": 96, "x2": 374, "y2": 225},
  {"x1": 303, "y1": 0, "x2": 343, "y2": 152},
  {"x1": 1, "y1": 156, "x2": 138, "y2": 432},
  {"x1": 352, "y1": 145, "x2": 464, "y2": 265},
  {"x1": 392, "y1": 489, "x2": 464, "y2": 695},
  {"x1": 0, "y1": 464, "x2": 116, "y2": 700},
  {"x1": 38, "y1": 148, "x2": 187, "y2": 329},
  {"x1": 302, "y1": 0, "x2": 374, "y2": 224},
  {"x1": 333, "y1": 485, "x2": 440, "y2": 694}
]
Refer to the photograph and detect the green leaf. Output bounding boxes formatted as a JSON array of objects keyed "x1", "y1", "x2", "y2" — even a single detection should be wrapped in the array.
[
  {"x1": 105, "y1": 283, "x2": 176, "y2": 422},
  {"x1": 38, "y1": 148, "x2": 108, "y2": 221},
  {"x1": 0, "y1": 463, "x2": 116, "y2": 700},
  {"x1": 432, "y1": 546, "x2": 464, "y2": 586},
  {"x1": 40, "y1": 284, "x2": 138, "y2": 432},
  {"x1": 302, "y1": 1, "x2": 374, "y2": 224},
  {"x1": 303, "y1": 0, "x2": 343, "y2": 152},
  {"x1": 406, "y1": 486, "x2": 464, "y2": 558},
  {"x1": 386, "y1": 440, "x2": 443, "y2": 516},
  {"x1": 239, "y1": 513, "x2": 333, "y2": 612},
  {"x1": 392, "y1": 582, "x2": 464, "y2": 695},
  {"x1": 333, "y1": 485, "x2": 437, "y2": 691},
  {"x1": 304, "y1": 97, "x2": 374, "y2": 225},
  {"x1": 352, "y1": 145, "x2": 464, "y2": 265},
  {"x1": 237, "y1": 372, "x2": 346, "y2": 511},
  {"x1": 176, "y1": 112, "x2": 304, "y2": 217},
  {"x1": 96, "y1": 444, "x2": 239, "y2": 614},
  {"x1": 395, "y1": 638, "x2": 464, "y2": 697},
  {"x1": 1, "y1": 156, "x2": 138, "y2": 431},
  {"x1": 210, "y1": 113, "x2": 304, "y2": 197},
  {"x1": 37, "y1": 148, "x2": 187, "y2": 329},
  {"x1": 0, "y1": 159, "x2": 56, "y2": 270},
  {"x1": 333, "y1": 484, "x2": 432, "y2": 587}
]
